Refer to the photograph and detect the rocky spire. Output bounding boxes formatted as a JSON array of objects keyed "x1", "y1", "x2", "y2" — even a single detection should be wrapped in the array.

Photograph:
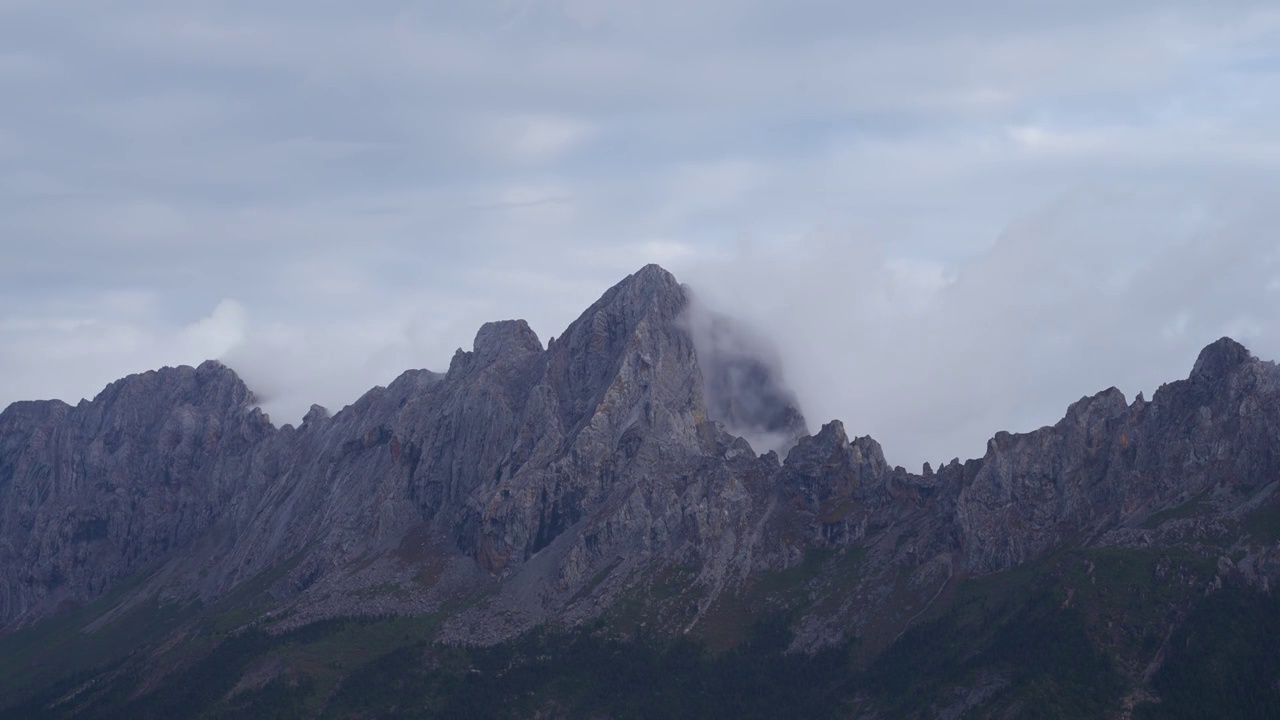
[
  {"x1": 472, "y1": 320, "x2": 543, "y2": 366},
  {"x1": 544, "y1": 263, "x2": 697, "y2": 434},
  {"x1": 1190, "y1": 336, "x2": 1253, "y2": 383},
  {"x1": 0, "y1": 360, "x2": 271, "y2": 629},
  {"x1": 7, "y1": 263, "x2": 1280, "y2": 667}
]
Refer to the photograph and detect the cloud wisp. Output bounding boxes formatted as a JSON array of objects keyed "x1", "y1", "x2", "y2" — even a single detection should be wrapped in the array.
[
  {"x1": 0, "y1": 0, "x2": 1277, "y2": 466},
  {"x1": 686, "y1": 185, "x2": 1280, "y2": 469}
]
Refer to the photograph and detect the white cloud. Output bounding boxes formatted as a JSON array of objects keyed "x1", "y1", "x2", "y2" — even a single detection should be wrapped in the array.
[
  {"x1": 687, "y1": 185, "x2": 1280, "y2": 468},
  {"x1": 178, "y1": 299, "x2": 247, "y2": 359},
  {"x1": 485, "y1": 114, "x2": 597, "y2": 164},
  {"x1": 0, "y1": 297, "x2": 248, "y2": 406},
  {"x1": 667, "y1": 159, "x2": 768, "y2": 211},
  {"x1": 2, "y1": 0, "x2": 1279, "y2": 469},
  {"x1": 99, "y1": 202, "x2": 195, "y2": 246}
]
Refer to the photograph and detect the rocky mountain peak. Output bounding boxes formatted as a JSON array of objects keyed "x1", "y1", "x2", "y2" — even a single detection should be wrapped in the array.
[
  {"x1": 93, "y1": 360, "x2": 256, "y2": 411},
  {"x1": 473, "y1": 319, "x2": 544, "y2": 362},
  {"x1": 619, "y1": 262, "x2": 683, "y2": 298},
  {"x1": 577, "y1": 264, "x2": 687, "y2": 334},
  {"x1": 196, "y1": 358, "x2": 232, "y2": 375},
  {"x1": 781, "y1": 425, "x2": 838, "y2": 474},
  {"x1": 784, "y1": 420, "x2": 888, "y2": 493},
  {"x1": 9, "y1": 261, "x2": 1280, "y2": 716},
  {"x1": 1190, "y1": 336, "x2": 1253, "y2": 382},
  {"x1": 809, "y1": 419, "x2": 850, "y2": 449},
  {"x1": 0, "y1": 354, "x2": 273, "y2": 630},
  {"x1": 302, "y1": 404, "x2": 331, "y2": 425},
  {"x1": 541, "y1": 264, "x2": 697, "y2": 433},
  {"x1": 1061, "y1": 386, "x2": 1128, "y2": 428}
]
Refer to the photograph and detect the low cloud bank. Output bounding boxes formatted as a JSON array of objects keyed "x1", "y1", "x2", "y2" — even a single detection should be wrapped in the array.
[
  {"x1": 682, "y1": 293, "x2": 808, "y2": 456},
  {"x1": 685, "y1": 185, "x2": 1280, "y2": 469}
]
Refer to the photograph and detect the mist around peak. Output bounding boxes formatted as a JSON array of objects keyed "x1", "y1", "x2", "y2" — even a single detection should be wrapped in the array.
[
  {"x1": 683, "y1": 186, "x2": 1280, "y2": 469},
  {"x1": 681, "y1": 292, "x2": 808, "y2": 456}
]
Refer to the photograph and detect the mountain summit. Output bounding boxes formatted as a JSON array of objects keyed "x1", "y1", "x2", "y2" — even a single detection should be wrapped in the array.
[
  {"x1": 0, "y1": 264, "x2": 807, "y2": 633},
  {"x1": 2, "y1": 265, "x2": 1279, "y2": 718}
]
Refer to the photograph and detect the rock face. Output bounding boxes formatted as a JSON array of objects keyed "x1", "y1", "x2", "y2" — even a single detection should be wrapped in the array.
[
  {"x1": 957, "y1": 338, "x2": 1280, "y2": 573},
  {"x1": 0, "y1": 361, "x2": 272, "y2": 625},
  {"x1": 2, "y1": 262, "x2": 1279, "y2": 664},
  {"x1": 0, "y1": 265, "x2": 799, "y2": 635}
]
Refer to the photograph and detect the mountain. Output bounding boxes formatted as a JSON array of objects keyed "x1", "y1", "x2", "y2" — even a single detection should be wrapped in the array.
[{"x1": 1, "y1": 265, "x2": 1278, "y2": 719}]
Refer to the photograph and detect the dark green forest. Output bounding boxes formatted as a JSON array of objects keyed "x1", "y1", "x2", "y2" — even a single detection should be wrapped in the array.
[{"x1": 4, "y1": 566, "x2": 1278, "y2": 719}]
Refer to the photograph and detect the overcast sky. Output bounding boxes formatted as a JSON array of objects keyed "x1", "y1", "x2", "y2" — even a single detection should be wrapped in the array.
[{"x1": 3, "y1": 1, "x2": 1279, "y2": 467}]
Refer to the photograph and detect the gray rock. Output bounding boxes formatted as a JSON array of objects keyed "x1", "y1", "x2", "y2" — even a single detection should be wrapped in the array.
[
  {"x1": 0, "y1": 360, "x2": 271, "y2": 626},
  {"x1": 3, "y1": 263, "x2": 1279, "y2": 659}
]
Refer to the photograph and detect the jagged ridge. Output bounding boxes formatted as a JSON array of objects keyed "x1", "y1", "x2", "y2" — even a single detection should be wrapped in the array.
[{"x1": 1, "y1": 268, "x2": 1279, "y2": 703}]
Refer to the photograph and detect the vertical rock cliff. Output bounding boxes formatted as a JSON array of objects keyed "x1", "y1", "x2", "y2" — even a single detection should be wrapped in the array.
[{"x1": 1, "y1": 266, "x2": 1278, "y2": 669}]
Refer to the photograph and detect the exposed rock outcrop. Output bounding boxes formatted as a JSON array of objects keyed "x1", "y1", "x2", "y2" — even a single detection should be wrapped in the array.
[
  {"x1": 2, "y1": 265, "x2": 1278, "y2": 663},
  {"x1": 957, "y1": 339, "x2": 1280, "y2": 574},
  {"x1": 0, "y1": 361, "x2": 272, "y2": 626}
]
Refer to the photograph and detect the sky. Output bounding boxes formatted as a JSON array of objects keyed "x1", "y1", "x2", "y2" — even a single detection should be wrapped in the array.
[{"x1": 2, "y1": 1, "x2": 1279, "y2": 467}]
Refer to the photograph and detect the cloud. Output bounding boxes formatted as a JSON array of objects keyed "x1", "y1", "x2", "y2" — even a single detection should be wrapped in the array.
[
  {"x1": 179, "y1": 300, "x2": 248, "y2": 359},
  {"x1": 0, "y1": 50, "x2": 58, "y2": 80},
  {"x1": 0, "y1": 296, "x2": 246, "y2": 407},
  {"x1": 1, "y1": 0, "x2": 1278, "y2": 468},
  {"x1": 686, "y1": 184, "x2": 1280, "y2": 469},
  {"x1": 483, "y1": 114, "x2": 597, "y2": 164}
]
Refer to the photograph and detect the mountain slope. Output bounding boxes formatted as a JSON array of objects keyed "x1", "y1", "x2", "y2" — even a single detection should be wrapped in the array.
[
  {"x1": 1, "y1": 265, "x2": 1278, "y2": 718},
  {"x1": 0, "y1": 360, "x2": 272, "y2": 628}
]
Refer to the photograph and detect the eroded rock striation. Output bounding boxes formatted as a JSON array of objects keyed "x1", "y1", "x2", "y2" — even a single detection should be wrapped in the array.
[
  {"x1": 957, "y1": 337, "x2": 1280, "y2": 573},
  {"x1": 0, "y1": 360, "x2": 272, "y2": 624},
  {"x1": 2, "y1": 265, "x2": 1279, "y2": 664}
]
